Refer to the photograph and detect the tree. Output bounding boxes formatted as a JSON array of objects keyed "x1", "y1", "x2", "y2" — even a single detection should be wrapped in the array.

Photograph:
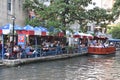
[
  {"x1": 23, "y1": 0, "x2": 47, "y2": 27},
  {"x1": 112, "y1": 0, "x2": 120, "y2": 20},
  {"x1": 87, "y1": 7, "x2": 114, "y2": 32},
  {"x1": 110, "y1": 25, "x2": 120, "y2": 38},
  {"x1": 25, "y1": 18, "x2": 45, "y2": 27},
  {"x1": 23, "y1": 0, "x2": 93, "y2": 31},
  {"x1": 23, "y1": 0, "x2": 114, "y2": 33}
]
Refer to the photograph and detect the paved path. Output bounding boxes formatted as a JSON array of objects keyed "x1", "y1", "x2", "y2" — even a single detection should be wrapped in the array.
[{"x1": 2, "y1": 53, "x2": 87, "y2": 67}]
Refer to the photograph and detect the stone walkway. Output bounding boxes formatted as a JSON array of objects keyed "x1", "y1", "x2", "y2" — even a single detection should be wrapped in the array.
[{"x1": 2, "y1": 53, "x2": 87, "y2": 67}]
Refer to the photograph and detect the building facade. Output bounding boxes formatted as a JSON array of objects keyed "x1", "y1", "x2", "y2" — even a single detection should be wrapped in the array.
[
  {"x1": 92, "y1": 0, "x2": 115, "y2": 9},
  {"x1": 86, "y1": 0, "x2": 115, "y2": 32},
  {"x1": 0, "y1": 0, "x2": 26, "y2": 26}
]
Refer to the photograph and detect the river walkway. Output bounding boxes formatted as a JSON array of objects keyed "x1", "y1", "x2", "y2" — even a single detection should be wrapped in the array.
[{"x1": 2, "y1": 52, "x2": 87, "y2": 67}]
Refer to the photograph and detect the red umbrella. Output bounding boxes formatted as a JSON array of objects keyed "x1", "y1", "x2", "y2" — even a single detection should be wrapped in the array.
[
  {"x1": 85, "y1": 34, "x2": 93, "y2": 39},
  {"x1": 0, "y1": 29, "x2": 2, "y2": 35},
  {"x1": 16, "y1": 30, "x2": 34, "y2": 35},
  {"x1": 16, "y1": 25, "x2": 34, "y2": 35},
  {"x1": 57, "y1": 32, "x2": 64, "y2": 37},
  {"x1": 73, "y1": 32, "x2": 81, "y2": 38}
]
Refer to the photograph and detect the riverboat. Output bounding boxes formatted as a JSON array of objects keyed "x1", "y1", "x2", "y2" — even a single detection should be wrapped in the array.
[
  {"x1": 88, "y1": 46, "x2": 116, "y2": 55},
  {"x1": 88, "y1": 36, "x2": 116, "y2": 55}
]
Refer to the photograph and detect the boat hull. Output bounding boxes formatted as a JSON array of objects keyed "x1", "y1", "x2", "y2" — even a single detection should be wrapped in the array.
[{"x1": 88, "y1": 47, "x2": 116, "y2": 55}]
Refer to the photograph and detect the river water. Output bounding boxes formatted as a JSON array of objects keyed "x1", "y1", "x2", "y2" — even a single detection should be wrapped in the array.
[{"x1": 0, "y1": 51, "x2": 120, "y2": 80}]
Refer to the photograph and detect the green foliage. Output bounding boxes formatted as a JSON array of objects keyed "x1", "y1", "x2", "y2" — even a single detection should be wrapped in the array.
[
  {"x1": 23, "y1": 0, "x2": 93, "y2": 27},
  {"x1": 111, "y1": 25, "x2": 120, "y2": 38},
  {"x1": 23, "y1": 0, "x2": 34, "y2": 11},
  {"x1": 23, "y1": 0, "x2": 47, "y2": 27},
  {"x1": 25, "y1": 18, "x2": 45, "y2": 27},
  {"x1": 112, "y1": 0, "x2": 120, "y2": 20},
  {"x1": 87, "y1": 7, "x2": 114, "y2": 27},
  {"x1": 66, "y1": 46, "x2": 75, "y2": 54},
  {"x1": 46, "y1": 20, "x2": 61, "y2": 28},
  {"x1": 23, "y1": 0, "x2": 114, "y2": 33}
]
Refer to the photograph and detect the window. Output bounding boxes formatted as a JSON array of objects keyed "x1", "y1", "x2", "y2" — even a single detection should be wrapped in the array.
[
  {"x1": 7, "y1": 0, "x2": 11, "y2": 11},
  {"x1": 19, "y1": 0, "x2": 22, "y2": 9}
]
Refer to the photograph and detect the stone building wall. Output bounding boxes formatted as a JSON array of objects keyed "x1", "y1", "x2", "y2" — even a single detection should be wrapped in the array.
[{"x1": 0, "y1": 0, "x2": 26, "y2": 26}]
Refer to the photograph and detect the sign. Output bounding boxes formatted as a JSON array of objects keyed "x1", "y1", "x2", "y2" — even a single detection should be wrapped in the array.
[
  {"x1": 18, "y1": 34, "x2": 26, "y2": 48},
  {"x1": 18, "y1": 35, "x2": 25, "y2": 42}
]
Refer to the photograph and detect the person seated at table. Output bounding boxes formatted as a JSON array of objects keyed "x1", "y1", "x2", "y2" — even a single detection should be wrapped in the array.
[
  {"x1": 4, "y1": 45, "x2": 12, "y2": 59},
  {"x1": 13, "y1": 45, "x2": 19, "y2": 53},
  {"x1": 80, "y1": 43, "x2": 85, "y2": 48},
  {"x1": 25, "y1": 44, "x2": 34, "y2": 57},
  {"x1": 92, "y1": 40, "x2": 97, "y2": 46},
  {"x1": 42, "y1": 43, "x2": 49, "y2": 52},
  {"x1": 104, "y1": 42, "x2": 109, "y2": 47},
  {"x1": 50, "y1": 42, "x2": 54, "y2": 47},
  {"x1": 53, "y1": 41, "x2": 58, "y2": 47},
  {"x1": 61, "y1": 43, "x2": 66, "y2": 53},
  {"x1": 89, "y1": 43, "x2": 94, "y2": 47},
  {"x1": 12, "y1": 45, "x2": 20, "y2": 59},
  {"x1": 17, "y1": 45, "x2": 24, "y2": 59},
  {"x1": 97, "y1": 42, "x2": 104, "y2": 48}
]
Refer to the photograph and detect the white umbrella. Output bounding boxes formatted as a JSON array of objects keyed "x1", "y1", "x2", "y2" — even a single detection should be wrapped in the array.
[{"x1": 1, "y1": 24, "x2": 12, "y2": 34}]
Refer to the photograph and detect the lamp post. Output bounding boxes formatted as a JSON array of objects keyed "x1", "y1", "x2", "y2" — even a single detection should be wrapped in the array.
[{"x1": 11, "y1": 16, "x2": 16, "y2": 53}]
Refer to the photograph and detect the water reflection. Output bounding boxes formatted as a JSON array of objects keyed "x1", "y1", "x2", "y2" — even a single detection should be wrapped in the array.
[{"x1": 0, "y1": 51, "x2": 120, "y2": 80}]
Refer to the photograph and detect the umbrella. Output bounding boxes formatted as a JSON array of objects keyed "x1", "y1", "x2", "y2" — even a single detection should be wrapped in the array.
[
  {"x1": 73, "y1": 32, "x2": 93, "y2": 39},
  {"x1": 34, "y1": 27, "x2": 41, "y2": 49},
  {"x1": 23, "y1": 25, "x2": 34, "y2": 30},
  {"x1": 34, "y1": 27, "x2": 42, "y2": 35},
  {"x1": 17, "y1": 25, "x2": 34, "y2": 35},
  {"x1": 0, "y1": 29, "x2": 2, "y2": 35},
  {"x1": 34, "y1": 26, "x2": 49, "y2": 36},
  {"x1": 1, "y1": 23, "x2": 12, "y2": 29},
  {"x1": 84, "y1": 34, "x2": 93, "y2": 39},
  {"x1": 1, "y1": 23, "x2": 12, "y2": 34},
  {"x1": 39, "y1": 26, "x2": 49, "y2": 36},
  {"x1": 49, "y1": 26, "x2": 54, "y2": 32},
  {"x1": 54, "y1": 28, "x2": 64, "y2": 37},
  {"x1": 14, "y1": 25, "x2": 23, "y2": 30},
  {"x1": 39, "y1": 26, "x2": 48, "y2": 32},
  {"x1": 73, "y1": 32, "x2": 82, "y2": 38}
]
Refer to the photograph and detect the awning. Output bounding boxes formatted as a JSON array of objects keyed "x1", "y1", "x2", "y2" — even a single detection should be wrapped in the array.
[{"x1": 108, "y1": 38, "x2": 120, "y2": 42}]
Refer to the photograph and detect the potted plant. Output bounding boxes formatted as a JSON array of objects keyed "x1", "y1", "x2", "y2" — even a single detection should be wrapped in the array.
[{"x1": 66, "y1": 46, "x2": 75, "y2": 54}]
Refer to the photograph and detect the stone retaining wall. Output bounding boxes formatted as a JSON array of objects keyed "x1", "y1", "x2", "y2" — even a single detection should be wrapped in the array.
[{"x1": 2, "y1": 53, "x2": 87, "y2": 67}]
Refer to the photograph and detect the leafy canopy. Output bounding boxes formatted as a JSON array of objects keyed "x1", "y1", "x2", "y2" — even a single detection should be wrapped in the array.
[
  {"x1": 23, "y1": 0, "x2": 114, "y2": 33},
  {"x1": 112, "y1": 0, "x2": 120, "y2": 20},
  {"x1": 111, "y1": 25, "x2": 120, "y2": 39}
]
